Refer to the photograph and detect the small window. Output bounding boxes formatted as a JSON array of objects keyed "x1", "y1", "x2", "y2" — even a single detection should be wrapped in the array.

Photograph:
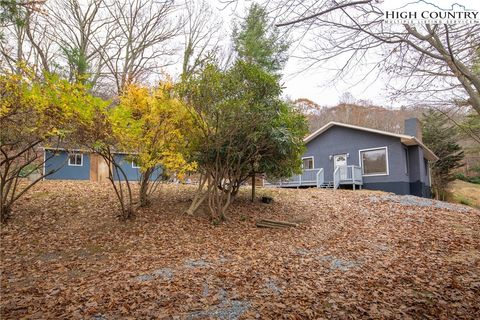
[
  {"x1": 404, "y1": 147, "x2": 409, "y2": 174},
  {"x1": 68, "y1": 153, "x2": 83, "y2": 166},
  {"x1": 360, "y1": 147, "x2": 388, "y2": 176},
  {"x1": 132, "y1": 160, "x2": 140, "y2": 169},
  {"x1": 302, "y1": 157, "x2": 314, "y2": 169}
]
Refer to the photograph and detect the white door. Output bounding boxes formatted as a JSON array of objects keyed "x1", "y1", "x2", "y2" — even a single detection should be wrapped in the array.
[{"x1": 334, "y1": 154, "x2": 348, "y2": 180}]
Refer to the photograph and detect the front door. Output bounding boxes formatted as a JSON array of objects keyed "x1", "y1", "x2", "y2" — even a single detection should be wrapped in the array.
[{"x1": 334, "y1": 154, "x2": 348, "y2": 180}]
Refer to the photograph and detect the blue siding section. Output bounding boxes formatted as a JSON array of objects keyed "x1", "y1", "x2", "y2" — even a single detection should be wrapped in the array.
[
  {"x1": 44, "y1": 150, "x2": 90, "y2": 180},
  {"x1": 112, "y1": 154, "x2": 140, "y2": 181},
  {"x1": 44, "y1": 151, "x2": 163, "y2": 182},
  {"x1": 112, "y1": 154, "x2": 163, "y2": 181}
]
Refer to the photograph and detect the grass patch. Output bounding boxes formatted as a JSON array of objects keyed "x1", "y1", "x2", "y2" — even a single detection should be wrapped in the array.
[{"x1": 448, "y1": 180, "x2": 480, "y2": 209}]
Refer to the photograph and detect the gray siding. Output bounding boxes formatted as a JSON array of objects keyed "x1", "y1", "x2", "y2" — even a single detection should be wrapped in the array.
[
  {"x1": 304, "y1": 126, "x2": 409, "y2": 184},
  {"x1": 404, "y1": 118, "x2": 422, "y2": 139},
  {"x1": 44, "y1": 150, "x2": 90, "y2": 180},
  {"x1": 303, "y1": 126, "x2": 431, "y2": 197},
  {"x1": 407, "y1": 145, "x2": 431, "y2": 197}
]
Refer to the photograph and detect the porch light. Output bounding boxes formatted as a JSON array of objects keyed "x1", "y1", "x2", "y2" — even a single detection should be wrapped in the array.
[{"x1": 329, "y1": 155, "x2": 333, "y2": 160}]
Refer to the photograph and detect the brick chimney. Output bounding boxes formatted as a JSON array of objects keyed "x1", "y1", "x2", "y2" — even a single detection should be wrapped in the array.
[{"x1": 404, "y1": 118, "x2": 422, "y2": 141}]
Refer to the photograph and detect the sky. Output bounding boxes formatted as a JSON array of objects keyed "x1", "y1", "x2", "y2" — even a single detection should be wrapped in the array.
[
  {"x1": 209, "y1": 0, "x2": 395, "y2": 107},
  {"x1": 282, "y1": 55, "x2": 390, "y2": 107},
  {"x1": 210, "y1": 0, "x2": 480, "y2": 108}
]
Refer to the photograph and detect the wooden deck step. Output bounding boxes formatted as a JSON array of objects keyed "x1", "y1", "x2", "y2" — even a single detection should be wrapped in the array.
[{"x1": 318, "y1": 181, "x2": 334, "y2": 189}]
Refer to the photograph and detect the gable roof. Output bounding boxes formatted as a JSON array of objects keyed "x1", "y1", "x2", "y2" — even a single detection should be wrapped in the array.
[{"x1": 304, "y1": 122, "x2": 438, "y2": 161}]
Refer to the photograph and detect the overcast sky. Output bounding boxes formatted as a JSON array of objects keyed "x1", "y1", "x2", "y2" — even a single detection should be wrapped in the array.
[
  {"x1": 207, "y1": 0, "x2": 397, "y2": 107},
  {"x1": 209, "y1": 0, "x2": 480, "y2": 108}
]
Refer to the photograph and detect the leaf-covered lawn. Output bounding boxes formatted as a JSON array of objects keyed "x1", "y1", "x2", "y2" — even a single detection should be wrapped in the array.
[{"x1": 1, "y1": 181, "x2": 479, "y2": 319}]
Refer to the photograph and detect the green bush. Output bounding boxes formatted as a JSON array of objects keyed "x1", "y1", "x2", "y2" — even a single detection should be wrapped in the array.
[
  {"x1": 459, "y1": 198, "x2": 472, "y2": 206},
  {"x1": 454, "y1": 173, "x2": 480, "y2": 185},
  {"x1": 454, "y1": 173, "x2": 466, "y2": 180},
  {"x1": 19, "y1": 164, "x2": 40, "y2": 177},
  {"x1": 468, "y1": 176, "x2": 480, "y2": 184}
]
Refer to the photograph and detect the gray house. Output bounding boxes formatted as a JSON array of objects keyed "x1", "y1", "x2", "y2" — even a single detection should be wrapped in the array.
[{"x1": 267, "y1": 118, "x2": 438, "y2": 197}]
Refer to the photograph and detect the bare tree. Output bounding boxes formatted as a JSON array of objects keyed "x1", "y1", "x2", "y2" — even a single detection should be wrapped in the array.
[
  {"x1": 44, "y1": 0, "x2": 115, "y2": 86},
  {"x1": 100, "y1": 0, "x2": 181, "y2": 94},
  {"x1": 338, "y1": 91, "x2": 356, "y2": 105},
  {"x1": 0, "y1": 21, "x2": 27, "y2": 73},
  {"x1": 271, "y1": 0, "x2": 480, "y2": 115},
  {"x1": 181, "y1": 0, "x2": 222, "y2": 79},
  {"x1": 2, "y1": 0, "x2": 182, "y2": 96},
  {"x1": 0, "y1": 6, "x2": 58, "y2": 75}
]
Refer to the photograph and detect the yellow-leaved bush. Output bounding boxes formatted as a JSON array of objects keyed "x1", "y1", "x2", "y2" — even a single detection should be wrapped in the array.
[
  {"x1": 0, "y1": 70, "x2": 108, "y2": 222},
  {"x1": 111, "y1": 82, "x2": 196, "y2": 191}
]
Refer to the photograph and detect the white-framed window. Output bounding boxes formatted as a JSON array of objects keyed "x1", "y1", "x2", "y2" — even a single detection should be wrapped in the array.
[
  {"x1": 131, "y1": 160, "x2": 140, "y2": 169},
  {"x1": 359, "y1": 147, "x2": 389, "y2": 176},
  {"x1": 302, "y1": 156, "x2": 314, "y2": 169},
  {"x1": 404, "y1": 147, "x2": 409, "y2": 174},
  {"x1": 68, "y1": 153, "x2": 83, "y2": 166}
]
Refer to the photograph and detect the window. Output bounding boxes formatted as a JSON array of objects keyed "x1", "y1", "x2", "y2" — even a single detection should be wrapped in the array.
[
  {"x1": 302, "y1": 157, "x2": 314, "y2": 169},
  {"x1": 132, "y1": 160, "x2": 140, "y2": 169},
  {"x1": 359, "y1": 147, "x2": 388, "y2": 176},
  {"x1": 404, "y1": 147, "x2": 409, "y2": 174},
  {"x1": 68, "y1": 153, "x2": 83, "y2": 166}
]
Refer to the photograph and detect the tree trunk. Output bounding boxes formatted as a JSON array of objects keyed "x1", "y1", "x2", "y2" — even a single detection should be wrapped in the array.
[
  {"x1": 139, "y1": 181, "x2": 149, "y2": 207},
  {"x1": 251, "y1": 173, "x2": 255, "y2": 202},
  {"x1": 120, "y1": 203, "x2": 135, "y2": 220},
  {"x1": 107, "y1": 155, "x2": 136, "y2": 220},
  {"x1": 185, "y1": 174, "x2": 207, "y2": 215},
  {"x1": 1, "y1": 204, "x2": 11, "y2": 224},
  {"x1": 139, "y1": 168, "x2": 153, "y2": 207}
]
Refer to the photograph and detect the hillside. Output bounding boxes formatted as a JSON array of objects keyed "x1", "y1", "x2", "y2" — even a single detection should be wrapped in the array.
[
  {"x1": 294, "y1": 99, "x2": 427, "y2": 134},
  {"x1": 1, "y1": 181, "x2": 479, "y2": 319},
  {"x1": 449, "y1": 180, "x2": 480, "y2": 209}
]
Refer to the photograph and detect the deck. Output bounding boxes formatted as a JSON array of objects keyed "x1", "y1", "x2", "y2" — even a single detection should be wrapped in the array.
[{"x1": 264, "y1": 166, "x2": 363, "y2": 189}]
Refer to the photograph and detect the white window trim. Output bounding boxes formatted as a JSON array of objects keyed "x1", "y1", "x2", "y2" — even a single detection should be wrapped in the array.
[
  {"x1": 68, "y1": 153, "x2": 83, "y2": 166},
  {"x1": 358, "y1": 146, "x2": 389, "y2": 177},
  {"x1": 427, "y1": 160, "x2": 432, "y2": 186},
  {"x1": 301, "y1": 156, "x2": 315, "y2": 170},
  {"x1": 131, "y1": 161, "x2": 140, "y2": 169},
  {"x1": 404, "y1": 147, "x2": 409, "y2": 175}
]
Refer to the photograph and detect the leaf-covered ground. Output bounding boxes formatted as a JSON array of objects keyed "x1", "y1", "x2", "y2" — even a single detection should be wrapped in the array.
[{"x1": 1, "y1": 181, "x2": 479, "y2": 319}]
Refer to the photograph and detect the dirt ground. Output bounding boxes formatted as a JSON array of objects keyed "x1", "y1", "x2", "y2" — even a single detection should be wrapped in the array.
[{"x1": 1, "y1": 181, "x2": 479, "y2": 319}]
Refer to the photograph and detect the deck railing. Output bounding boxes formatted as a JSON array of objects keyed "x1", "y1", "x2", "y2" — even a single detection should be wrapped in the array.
[
  {"x1": 265, "y1": 165, "x2": 362, "y2": 188},
  {"x1": 265, "y1": 168, "x2": 322, "y2": 187},
  {"x1": 334, "y1": 165, "x2": 363, "y2": 189},
  {"x1": 352, "y1": 166, "x2": 363, "y2": 184},
  {"x1": 316, "y1": 168, "x2": 324, "y2": 187},
  {"x1": 333, "y1": 166, "x2": 341, "y2": 189}
]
